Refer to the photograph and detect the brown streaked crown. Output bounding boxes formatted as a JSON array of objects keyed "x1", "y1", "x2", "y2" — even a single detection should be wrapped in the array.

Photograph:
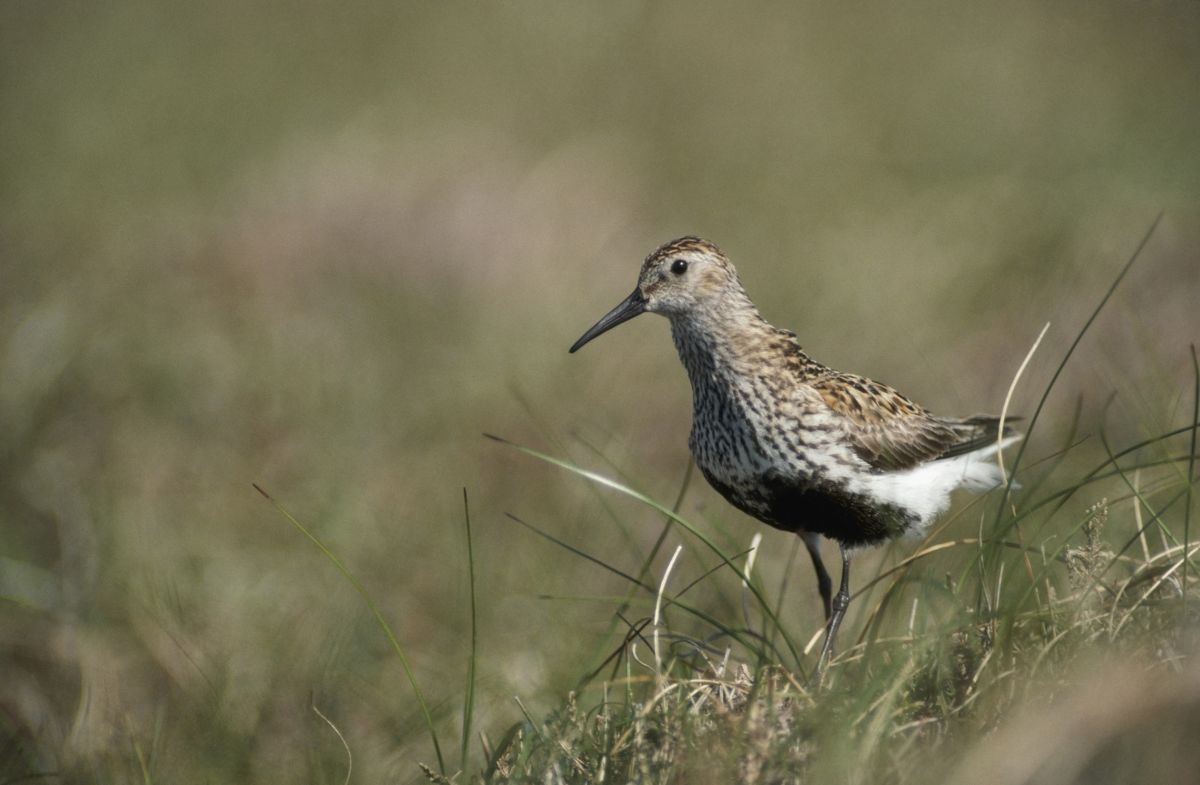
[{"x1": 641, "y1": 236, "x2": 727, "y2": 274}]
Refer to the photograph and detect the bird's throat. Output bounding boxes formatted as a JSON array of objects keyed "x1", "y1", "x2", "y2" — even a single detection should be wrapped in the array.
[{"x1": 670, "y1": 305, "x2": 774, "y2": 369}]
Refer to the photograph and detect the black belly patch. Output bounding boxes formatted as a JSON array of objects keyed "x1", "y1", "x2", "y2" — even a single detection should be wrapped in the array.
[{"x1": 700, "y1": 468, "x2": 916, "y2": 547}]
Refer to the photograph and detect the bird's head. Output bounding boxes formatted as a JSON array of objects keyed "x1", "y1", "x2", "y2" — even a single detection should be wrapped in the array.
[{"x1": 569, "y1": 237, "x2": 742, "y2": 353}]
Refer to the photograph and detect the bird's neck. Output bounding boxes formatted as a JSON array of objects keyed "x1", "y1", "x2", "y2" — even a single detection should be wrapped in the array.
[{"x1": 669, "y1": 298, "x2": 812, "y2": 388}]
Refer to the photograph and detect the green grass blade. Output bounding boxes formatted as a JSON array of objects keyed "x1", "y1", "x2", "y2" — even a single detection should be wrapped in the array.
[
  {"x1": 505, "y1": 512, "x2": 654, "y2": 593},
  {"x1": 460, "y1": 488, "x2": 479, "y2": 776},
  {"x1": 252, "y1": 484, "x2": 447, "y2": 775},
  {"x1": 1186, "y1": 345, "x2": 1198, "y2": 616}
]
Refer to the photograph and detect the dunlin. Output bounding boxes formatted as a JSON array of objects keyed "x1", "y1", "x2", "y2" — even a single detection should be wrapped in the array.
[{"x1": 570, "y1": 237, "x2": 1017, "y2": 673}]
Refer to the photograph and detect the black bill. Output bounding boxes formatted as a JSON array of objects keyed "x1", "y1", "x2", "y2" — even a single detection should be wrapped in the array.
[{"x1": 568, "y1": 288, "x2": 647, "y2": 353}]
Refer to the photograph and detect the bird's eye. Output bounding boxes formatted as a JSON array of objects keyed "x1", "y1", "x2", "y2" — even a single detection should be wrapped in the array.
[{"x1": 670, "y1": 258, "x2": 688, "y2": 275}]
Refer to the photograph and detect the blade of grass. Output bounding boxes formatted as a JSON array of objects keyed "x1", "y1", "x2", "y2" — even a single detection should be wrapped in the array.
[
  {"x1": 653, "y1": 545, "x2": 684, "y2": 677},
  {"x1": 252, "y1": 483, "x2": 446, "y2": 775},
  {"x1": 312, "y1": 698, "x2": 352, "y2": 785},
  {"x1": 124, "y1": 713, "x2": 152, "y2": 785},
  {"x1": 998, "y1": 321, "x2": 1050, "y2": 486},
  {"x1": 1186, "y1": 345, "x2": 1198, "y2": 617},
  {"x1": 513, "y1": 696, "x2": 542, "y2": 739},
  {"x1": 998, "y1": 322, "x2": 1051, "y2": 601},
  {"x1": 505, "y1": 512, "x2": 653, "y2": 592},
  {"x1": 741, "y1": 532, "x2": 763, "y2": 633},
  {"x1": 460, "y1": 489, "x2": 478, "y2": 776}
]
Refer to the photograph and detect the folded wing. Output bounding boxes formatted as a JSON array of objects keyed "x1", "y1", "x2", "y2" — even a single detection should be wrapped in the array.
[{"x1": 810, "y1": 372, "x2": 1016, "y2": 472}]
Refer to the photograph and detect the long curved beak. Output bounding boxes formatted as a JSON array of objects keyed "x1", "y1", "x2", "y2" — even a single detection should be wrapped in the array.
[{"x1": 569, "y1": 288, "x2": 647, "y2": 353}]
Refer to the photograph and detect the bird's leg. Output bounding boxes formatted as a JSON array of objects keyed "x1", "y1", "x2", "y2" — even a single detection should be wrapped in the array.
[
  {"x1": 815, "y1": 544, "x2": 851, "y2": 679},
  {"x1": 800, "y1": 532, "x2": 833, "y2": 621}
]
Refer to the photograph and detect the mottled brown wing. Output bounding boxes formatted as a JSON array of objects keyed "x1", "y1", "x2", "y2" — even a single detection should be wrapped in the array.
[{"x1": 810, "y1": 373, "x2": 1007, "y2": 471}]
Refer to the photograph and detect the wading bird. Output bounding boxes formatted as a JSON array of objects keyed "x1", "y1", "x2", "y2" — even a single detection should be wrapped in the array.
[{"x1": 569, "y1": 237, "x2": 1017, "y2": 674}]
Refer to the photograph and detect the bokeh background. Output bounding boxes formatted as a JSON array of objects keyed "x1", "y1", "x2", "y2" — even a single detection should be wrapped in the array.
[{"x1": 2, "y1": 0, "x2": 1198, "y2": 781}]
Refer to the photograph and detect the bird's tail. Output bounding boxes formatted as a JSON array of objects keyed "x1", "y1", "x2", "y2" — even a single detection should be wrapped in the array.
[
  {"x1": 937, "y1": 414, "x2": 1021, "y2": 461},
  {"x1": 952, "y1": 433, "x2": 1023, "y2": 492}
]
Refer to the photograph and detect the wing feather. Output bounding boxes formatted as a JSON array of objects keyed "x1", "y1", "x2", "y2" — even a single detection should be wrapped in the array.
[{"x1": 810, "y1": 373, "x2": 1015, "y2": 471}]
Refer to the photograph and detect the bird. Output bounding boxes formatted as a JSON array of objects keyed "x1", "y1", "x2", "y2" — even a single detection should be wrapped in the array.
[{"x1": 568, "y1": 236, "x2": 1018, "y2": 675}]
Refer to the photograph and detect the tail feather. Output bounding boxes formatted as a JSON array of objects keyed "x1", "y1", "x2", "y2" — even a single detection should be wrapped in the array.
[
  {"x1": 936, "y1": 414, "x2": 1021, "y2": 462},
  {"x1": 867, "y1": 433, "x2": 1022, "y2": 531}
]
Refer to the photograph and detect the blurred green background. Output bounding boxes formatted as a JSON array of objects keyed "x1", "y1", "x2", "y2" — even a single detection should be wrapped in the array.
[{"x1": 2, "y1": 0, "x2": 1198, "y2": 781}]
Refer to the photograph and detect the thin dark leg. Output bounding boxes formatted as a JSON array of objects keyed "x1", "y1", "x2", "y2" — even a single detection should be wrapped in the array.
[
  {"x1": 815, "y1": 544, "x2": 851, "y2": 678},
  {"x1": 800, "y1": 532, "x2": 832, "y2": 621}
]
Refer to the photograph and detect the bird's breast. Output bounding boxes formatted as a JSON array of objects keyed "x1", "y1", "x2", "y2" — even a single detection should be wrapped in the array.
[
  {"x1": 686, "y1": 370, "x2": 831, "y2": 488},
  {"x1": 688, "y1": 380, "x2": 775, "y2": 486},
  {"x1": 685, "y1": 371, "x2": 919, "y2": 545}
]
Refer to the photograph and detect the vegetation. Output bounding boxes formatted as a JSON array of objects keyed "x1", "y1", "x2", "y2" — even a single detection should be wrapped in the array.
[
  {"x1": 2, "y1": 2, "x2": 1198, "y2": 783},
  {"x1": 475, "y1": 387, "x2": 1200, "y2": 784}
]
